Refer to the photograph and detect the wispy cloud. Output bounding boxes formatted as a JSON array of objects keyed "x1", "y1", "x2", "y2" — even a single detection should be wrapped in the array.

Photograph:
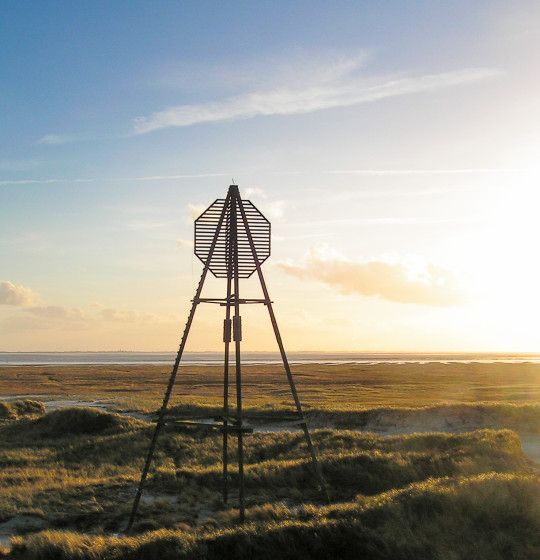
[
  {"x1": 133, "y1": 65, "x2": 502, "y2": 134},
  {"x1": 187, "y1": 203, "x2": 206, "y2": 220},
  {"x1": 0, "y1": 159, "x2": 41, "y2": 171},
  {"x1": 2, "y1": 305, "x2": 90, "y2": 333},
  {"x1": 0, "y1": 281, "x2": 38, "y2": 306},
  {"x1": 0, "y1": 178, "x2": 95, "y2": 186},
  {"x1": 25, "y1": 305, "x2": 88, "y2": 321},
  {"x1": 0, "y1": 173, "x2": 228, "y2": 187},
  {"x1": 318, "y1": 183, "x2": 506, "y2": 202},
  {"x1": 323, "y1": 168, "x2": 517, "y2": 176},
  {"x1": 278, "y1": 251, "x2": 463, "y2": 306},
  {"x1": 1, "y1": 314, "x2": 86, "y2": 332},
  {"x1": 289, "y1": 216, "x2": 480, "y2": 228},
  {"x1": 37, "y1": 133, "x2": 80, "y2": 146},
  {"x1": 241, "y1": 186, "x2": 287, "y2": 220},
  {"x1": 1, "y1": 168, "x2": 520, "y2": 188},
  {"x1": 2, "y1": 301, "x2": 173, "y2": 333}
]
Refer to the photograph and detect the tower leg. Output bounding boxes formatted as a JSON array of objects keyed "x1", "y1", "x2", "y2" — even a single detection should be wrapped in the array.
[
  {"x1": 126, "y1": 192, "x2": 231, "y2": 532},
  {"x1": 222, "y1": 276, "x2": 232, "y2": 504},
  {"x1": 231, "y1": 192, "x2": 246, "y2": 522},
  {"x1": 233, "y1": 300, "x2": 245, "y2": 521},
  {"x1": 264, "y1": 300, "x2": 330, "y2": 502},
  {"x1": 126, "y1": 296, "x2": 200, "y2": 532},
  {"x1": 237, "y1": 201, "x2": 330, "y2": 503}
]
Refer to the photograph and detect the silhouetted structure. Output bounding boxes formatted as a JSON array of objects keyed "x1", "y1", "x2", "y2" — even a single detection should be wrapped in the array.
[{"x1": 127, "y1": 184, "x2": 327, "y2": 529}]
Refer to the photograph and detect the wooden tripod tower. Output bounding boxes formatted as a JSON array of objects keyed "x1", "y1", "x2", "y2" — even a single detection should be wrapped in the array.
[{"x1": 127, "y1": 184, "x2": 327, "y2": 529}]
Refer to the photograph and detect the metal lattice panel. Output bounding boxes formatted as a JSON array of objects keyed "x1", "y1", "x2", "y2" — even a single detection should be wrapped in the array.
[{"x1": 194, "y1": 197, "x2": 270, "y2": 278}]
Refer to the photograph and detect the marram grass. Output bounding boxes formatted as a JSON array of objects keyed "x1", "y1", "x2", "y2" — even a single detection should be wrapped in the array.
[
  {"x1": 0, "y1": 377, "x2": 538, "y2": 560},
  {"x1": 6, "y1": 473, "x2": 539, "y2": 560},
  {"x1": 0, "y1": 400, "x2": 45, "y2": 421}
]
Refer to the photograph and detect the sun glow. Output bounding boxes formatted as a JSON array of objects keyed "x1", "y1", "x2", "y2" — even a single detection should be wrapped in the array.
[{"x1": 446, "y1": 164, "x2": 540, "y2": 349}]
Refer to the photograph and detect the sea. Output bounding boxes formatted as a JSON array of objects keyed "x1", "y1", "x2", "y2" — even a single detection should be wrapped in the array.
[{"x1": 1, "y1": 352, "x2": 540, "y2": 366}]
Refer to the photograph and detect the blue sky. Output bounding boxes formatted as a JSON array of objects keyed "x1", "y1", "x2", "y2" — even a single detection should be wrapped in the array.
[{"x1": 1, "y1": 1, "x2": 539, "y2": 351}]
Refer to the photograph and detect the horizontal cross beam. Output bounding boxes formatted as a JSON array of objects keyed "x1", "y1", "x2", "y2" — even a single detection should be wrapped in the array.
[{"x1": 194, "y1": 297, "x2": 272, "y2": 305}]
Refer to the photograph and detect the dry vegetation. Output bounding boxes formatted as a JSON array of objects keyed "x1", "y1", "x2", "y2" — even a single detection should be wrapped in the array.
[
  {"x1": 0, "y1": 400, "x2": 45, "y2": 421},
  {"x1": 2, "y1": 361, "x2": 539, "y2": 411},
  {"x1": 0, "y1": 362, "x2": 539, "y2": 558},
  {"x1": 5, "y1": 472, "x2": 540, "y2": 560}
]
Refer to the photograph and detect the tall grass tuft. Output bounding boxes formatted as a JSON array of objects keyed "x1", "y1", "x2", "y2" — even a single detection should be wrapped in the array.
[
  {"x1": 8, "y1": 473, "x2": 539, "y2": 560},
  {"x1": 0, "y1": 400, "x2": 45, "y2": 420},
  {"x1": 28, "y1": 407, "x2": 144, "y2": 437}
]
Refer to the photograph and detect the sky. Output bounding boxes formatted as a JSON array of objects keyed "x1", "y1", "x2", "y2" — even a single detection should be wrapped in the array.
[{"x1": 1, "y1": 1, "x2": 539, "y2": 352}]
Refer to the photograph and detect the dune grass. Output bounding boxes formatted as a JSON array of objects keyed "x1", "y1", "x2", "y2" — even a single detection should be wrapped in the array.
[
  {"x1": 0, "y1": 407, "x2": 533, "y2": 536},
  {"x1": 0, "y1": 409, "x2": 146, "y2": 530},
  {"x1": 0, "y1": 400, "x2": 45, "y2": 421},
  {"x1": 162, "y1": 401, "x2": 540, "y2": 434},
  {"x1": 155, "y1": 428, "x2": 528, "y2": 504},
  {"x1": 0, "y1": 361, "x2": 539, "y2": 558},
  {"x1": 6, "y1": 472, "x2": 539, "y2": 560}
]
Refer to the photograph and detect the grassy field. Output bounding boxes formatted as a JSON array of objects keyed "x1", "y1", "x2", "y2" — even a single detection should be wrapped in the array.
[
  {"x1": 1, "y1": 361, "x2": 540, "y2": 411},
  {"x1": 0, "y1": 362, "x2": 539, "y2": 558},
  {"x1": 9, "y1": 473, "x2": 539, "y2": 560}
]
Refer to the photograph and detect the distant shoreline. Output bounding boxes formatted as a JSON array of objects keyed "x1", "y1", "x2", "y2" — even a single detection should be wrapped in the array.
[{"x1": 1, "y1": 351, "x2": 540, "y2": 366}]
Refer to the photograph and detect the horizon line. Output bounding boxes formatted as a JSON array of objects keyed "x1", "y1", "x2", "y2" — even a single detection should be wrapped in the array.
[{"x1": 1, "y1": 350, "x2": 539, "y2": 355}]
